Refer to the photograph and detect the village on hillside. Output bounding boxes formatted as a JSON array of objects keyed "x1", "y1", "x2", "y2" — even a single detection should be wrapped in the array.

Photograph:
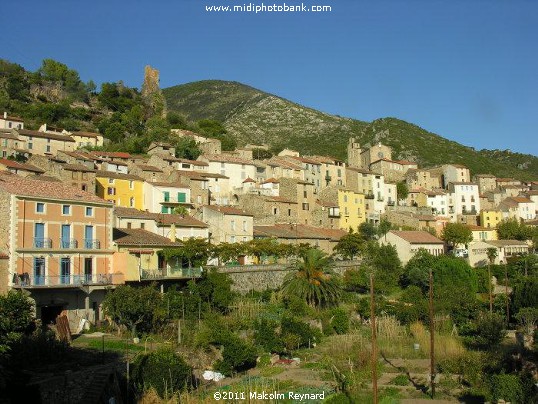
[{"x1": 0, "y1": 110, "x2": 536, "y2": 328}]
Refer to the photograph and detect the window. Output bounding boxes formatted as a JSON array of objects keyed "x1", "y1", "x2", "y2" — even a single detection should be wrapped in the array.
[
  {"x1": 243, "y1": 237, "x2": 247, "y2": 242},
  {"x1": 343, "y1": 194, "x2": 347, "y2": 202},
  {"x1": 161, "y1": 206, "x2": 169, "y2": 214},
  {"x1": 242, "y1": 220, "x2": 247, "y2": 231},
  {"x1": 273, "y1": 207, "x2": 278, "y2": 215},
  {"x1": 302, "y1": 203, "x2": 309, "y2": 210},
  {"x1": 140, "y1": 223, "x2": 145, "y2": 229},
  {"x1": 107, "y1": 187, "x2": 115, "y2": 195},
  {"x1": 33, "y1": 257, "x2": 45, "y2": 285},
  {"x1": 230, "y1": 235, "x2": 236, "y2": 243},
  {"x1": 231, "y1": 220, "x2": 235, "y2": 231},
  {"x1": 85, "y1": 207, "x2": 93, "y2": 216},
  {"x1": 288, "y1": 209, "x2": 291, "y2": 216},
  {"x1": 2, "y1": 139, "x2": 7, "y2": 147},
  {"x1": 303, "y1": 190, "x2": 307, "y2": 198},
  {"x1": 129, "y1": 180, "x2": 134, "y2": 190},
  {"x1": 129, "y1": 197, "x2": 135, "y2": 207},
  {"x1": 127, "y1": 222, "x2": 132, "y2": 229},
  {"x1": 36, "y1": 202, "x2": 45, "y2": 213},
  {"x1": 62, "y1": 205, "x2": 71, "y2": 215},
  {"x1": 46, "y1": 145, "x2": 51, "y2": 153},
  {"x1": 60, "y1": 258, "x2": 71, "y2": 284},
  {"x1": 197, "y1": 195, "x2": 202, "y2": 204},
  {"x1": 241, "y1": 172, "x2": 246, "y2": 179},
  {"x1": 177, "y1": 192, "x2": 186, "y2": 203},
  {"x1": 28, "y1": 142, "x2": 33, "y2": 150},
  {"x1": 182, "y1": 163, "x2": 190, "y2": 169},
  {"x1": 108, "y1": 178, "x2": 114, "y2": 184}
]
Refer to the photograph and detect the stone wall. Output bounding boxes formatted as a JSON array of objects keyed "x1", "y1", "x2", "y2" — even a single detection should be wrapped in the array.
[{"x1": 217, "y1": 260, "x2": 361, "y2": 294}]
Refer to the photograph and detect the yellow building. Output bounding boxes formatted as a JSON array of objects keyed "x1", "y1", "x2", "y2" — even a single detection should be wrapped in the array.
[
  {"x1": 95, "y1": 171, "x2": 145, "y2": 210},
  {"x1": 479, "y1": 209, "x2": 503, "y2": 229},
  {"x1": 468, "y1": 225, "x2": 498, "y2": 242},
  {"x1": 338, "y1": 189, "x2": 366, "y2": 231}
]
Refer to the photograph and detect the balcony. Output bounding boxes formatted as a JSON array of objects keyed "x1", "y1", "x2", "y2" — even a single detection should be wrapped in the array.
[
  {"x1": 387, "y1": 201, "x2": 395, "y2": 206},
  {"x1": 59, "y1": 239, "x2": 78, "y2": 249},
  {"x1": 83, "y1": 239, "x2": 101, "y2": 249},
  {"x1": 12, "y1": 273, "x2": 117, "y2": 288},
  {"x1": 377, "y1": 197, "x2": 384, "y2": 202},
  {"x1": 33, "y1": 238, "x2": 52, "y2": 248},
  {"x1": 140, "y1": 266, "x2": 202, "y2": 280},
  {"x1": 365, "y1": 194, "x2": 375, "y2": 199},
  {"x1": 160, "y1": 195, "x2": 188, "y2": 205},
  {"x1": 462, "y1": 209, "x2": 478, "y2": 215}
]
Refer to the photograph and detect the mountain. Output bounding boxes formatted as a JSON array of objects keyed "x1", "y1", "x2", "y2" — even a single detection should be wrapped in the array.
[{"x1": 163, "y1": 80, "x2": 538, "y2": 181}]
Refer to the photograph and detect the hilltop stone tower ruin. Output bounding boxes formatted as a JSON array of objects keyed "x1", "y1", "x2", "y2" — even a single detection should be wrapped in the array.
[{"x1": 141, "y1": 65, "x2": 167, "y2": 118}]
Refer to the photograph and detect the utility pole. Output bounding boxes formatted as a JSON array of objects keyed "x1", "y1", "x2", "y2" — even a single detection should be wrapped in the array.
[
  {"x1": 488, "y1": 261, "x2": 493, "y2": 314},
  {"x1": 429, "y1": 268, "x2": 435, "y2": 399},
  {"x1": 370, "y1": 273, "x2": 378, "y2": 404}
]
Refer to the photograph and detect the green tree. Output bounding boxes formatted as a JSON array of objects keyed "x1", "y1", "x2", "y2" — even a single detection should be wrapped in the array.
[
  {"x1": 102, "y1": 285, "x2": 163, "y2": 337},
  {"x1": 211, "y1": 242, "x2": 245, "y2": 265},
  {"x1": 332, "y1": 229, "x2": 365, "y2": 259},
  {"x1": 497, "y1": 218, "x2": 533, "y2": 241},
  {"x1": 487, "y1": 248, "x2": 498, "y2": 313},
  {"x1": 163, "y1": 238, "x2": 211, "y2": 268},
  {"x1": 245, "y1": 238, "x2": 280, "y2": 263},
  {"x1": 441, "y1": 222, "x2": 473, "y2": 248},
  {"x1": 511, "y1": 277, "x2": 538, "y2": 314},
  {"x1": 0, "y1": 290, "x2": 35, "y2": 353},
  {"x1": 468, "y1": 312, "x2": 506, "y2": 349},
  {"x1": 396, "y1": 181, "x2": 409, "y2": 201},
  {"x1": 131, "y1": 348, "x2": 192, "y2": 398},
  {"x1": 358, "y1": 221, "x2": 377, "y2": 240},
  {"x1": 282, "y1": 248, "x2": 342, "y2": 308},
  {"x1": 174, "y1": 136, "x2": 202, "y2": 160}
]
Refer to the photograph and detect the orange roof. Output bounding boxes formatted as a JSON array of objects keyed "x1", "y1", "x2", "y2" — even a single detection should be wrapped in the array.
[
  {"x1": 389, "y1": 230, "x2": 444, "y2": 244},
  {"x1": 242, "y1": 177, "x2": 256, "y2": 183},
  {"x1": 0, "y1": 159, "x2": 45, "y2": 173},
  {"x1": 0, "y1": 171, "x2": 109, "y2": 204},
  {"x1": 72, "y1": 131, "x2": 101, "y2": 139},
  {"x1": 204, "y1": 205, "x2": 253, "y2": 216}
]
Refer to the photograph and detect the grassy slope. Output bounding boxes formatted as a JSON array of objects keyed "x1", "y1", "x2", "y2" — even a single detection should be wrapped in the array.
[{"x1": 163, "y1": 80, "x2": 538, "y2": 180}]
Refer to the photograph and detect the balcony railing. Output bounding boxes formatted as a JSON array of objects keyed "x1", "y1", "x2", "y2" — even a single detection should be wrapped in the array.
[
  {"x1": 12, "y1": 273, "x2": 117, "y2": 288},
  {"x1": 161, "y1": 196, "x2": 188, "y2": 204},
  {"x1": 387, "y1": 201, "x2": 395, "y2": 206},
  {"x1": 328, "y1": 213, "x2": 341, "y2": 218},
  {"x1": 59, "y1": 239, "x2": 78, "y2": 249},
  {"x1": 83, "y1": 239, "x2": 101, "y2": 249},
  {"x1": 377, "y1": 197, "x2": 384, "y2": 202},
  {"x1": 462, "y1": 209, "x2": 478, "y2": 215},
  {"x1": 365, "y1": 194, "x2": 375, "y2": 199},
  {"x1": 33, "y1": 238, "x2": 52, "y2": 248},
  {"x1": 140, "y1": 266, "x2": 202, "y2": 280}
]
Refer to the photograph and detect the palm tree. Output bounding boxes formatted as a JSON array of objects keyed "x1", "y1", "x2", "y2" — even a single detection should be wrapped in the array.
[{"x1": 282, "y1": 248, "x2": 342, "y2": 308}]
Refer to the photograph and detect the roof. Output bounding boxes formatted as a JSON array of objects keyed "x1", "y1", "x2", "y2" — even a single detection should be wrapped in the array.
[
  {"x1": 0, "y1": 159, "x2": 45, "y2": 173},
  {"x1": 114, "y1": 207, "x2": 208, "y2": 228},
  {"x1": 201, "y1": 154, "x2": 254, "y2": 165},
  {"x1": 146, "y1": 180, "x2": 189, "y2": 188},
  {"x1": 396, "y1": 160, "x2": 417, "y2": 165},
  {"x1": 467, "y1": 225, "x2": 495, "y2": 231},
  {"x1": 308, "y1": 155, "x2": 343, "y2": 164},
  {"x1": 474, "y1": 174, "x2": 496, "y2": 178},
  {"x1": 316, "y1": 199, "x2": 339, "y2": 208},
  {"x1": 59, "y1": 151, "x2": 95, "y2": 162},
  {"x1": 450, "y1": 182, "x2": 478, "y2": 186},
  {"x1": 162, "y1": 156, "x2": 209, "y2": 166},
  {"x1": 204, "y1": 205, "x2": 253, "y2": 216},
  {"x1": 199, "y1": 172, "x2": 229, "y2": 179},
  {"x1": 288, "y1": 155, "x2": 321, "y2": 165},
  {"x1": 95, "y1": 170, "x2": 144, "y2": 181},
  {"x1": 346, "y1": 167, "x2": 380, "y2": 175},
  {"x1": 1, "y1": 114, "x2": 23, "y2": 122},
  {"x1": 17, "y1": 129, "x2": 75, "y2": 142},
  {"x1": 254, "y1": 224, "x2": 346, "y2": 241},
  {"x1": 71, "y1": 131, "x2": 101, "y2": 139},
  {"x1": 62, "y1": 163, "x2": 96, "y2": 173},
  {"x1": 242, "y1": 177, "x2": 256, "y2": 183},
  {"x1": 135, "y1": 164, "x2": 163, "y2": 172},
  {"x1": 91, "y1": 151, "x2": 132, "y2": 159},
  {"x1": 486, "y1": 240, "x2": 529, "y2": 248},
  {"x1": 265, "y1": 196, "x2": 297, "y2": 204},
  {"x1": 0, "y1": 131, "x2": 21, "y2": 141},
  {"x1": 447, "y1": 164, "x2": 468, "y2": 169},
  {"x1": 389, "y1": 230, "x2": 444, "y2": 244},
  {"x1": 0, "y1": 171, "x2": 109, "y2": 204},
  {"x1": 262, "y1": 178, "x2": 279, "y2": 184},
  {"x1": 501, "y1": 197, "x2": 534, "y2": 206},
  {"x1": 265, "y1": 157, "x2": 303, "y2": 170},
  {"x1": 174, "y1": 170, "x2": 209, "y2": 181},
  {"x1": 113, "y1": 228, "x2": 182, "y2": 247}
]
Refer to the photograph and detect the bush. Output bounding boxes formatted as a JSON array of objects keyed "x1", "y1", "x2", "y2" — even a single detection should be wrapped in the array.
[
  {"x1": 489, "y1": 374, "x2": 524, "y2": 404},
  {"x1": 467, "y1": 312, "x2": 506, "y2": 350},
  {"x1": 253, "y1": 318, "x2": 284, "y2": 353},
  {"x1": 130, "y1": 348, "x2": 192, "y2": 398},
  {"x1": 213, "y1": 333, "x2": 257, "y2": 376},
  {"x1": 280, "y1": 316, "x2": 321, "y2": 351},
  {"x1": 330, "y1": 308, "x2": 350, "y2": 335}
]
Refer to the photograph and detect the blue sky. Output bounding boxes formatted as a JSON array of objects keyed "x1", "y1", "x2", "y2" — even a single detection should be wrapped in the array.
[{"x1": 3, "y1": 1, "x2": 537, "y2": 155}]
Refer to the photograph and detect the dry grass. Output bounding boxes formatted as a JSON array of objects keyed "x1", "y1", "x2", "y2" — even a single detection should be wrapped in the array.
[
  {"x1": 410, "y1": 322, "x2": 465, "y2": 361},
  {"x1": 228, "y1": 299, "x2": 266, "y2": 322}
]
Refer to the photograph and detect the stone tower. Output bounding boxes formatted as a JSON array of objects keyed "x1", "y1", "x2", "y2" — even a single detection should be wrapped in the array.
[
  {"x1": 141, "y1": 65, "x2": 167, "y2": 118},
  {"x1": 347, "y1": 137, "x2": 362, "y2": 168}
]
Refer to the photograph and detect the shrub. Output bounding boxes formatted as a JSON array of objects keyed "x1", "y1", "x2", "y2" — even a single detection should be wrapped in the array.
[
  {"x1": 489, "y1": 374, "x2": 524, "y2": 404},
  {"x1": 280, "y1": 316, "x2": 322, "y2": 350},
  {"x1": 467, "y1": 312, "x2": 506, "y2": 349},
  {"x1": 330, "y1": 308, "x2": 350, "y2": 335},
  {"x1": 131, "y1": 348, "x2": 192, "y2": 398},
  {"x1": 390, "y1": 374, "x2": 409, "y2": 386},
  {"x1": 253, "y1": 318, "x2": 284, "y2": 353},
  {"x1": 214, "y1": 333, "x2": 257, "y2": 376}
]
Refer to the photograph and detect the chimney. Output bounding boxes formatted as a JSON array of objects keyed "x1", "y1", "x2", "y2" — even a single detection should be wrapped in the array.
[{"x1": 170, "y1": 223, "x2": 176, "y2": 242}]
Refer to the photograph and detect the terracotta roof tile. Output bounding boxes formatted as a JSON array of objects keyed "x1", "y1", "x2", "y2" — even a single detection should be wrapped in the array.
[
  {"x1": 135, "y1": 164, "x2": 163, "y2": 172},
  {"x1": 95, "y1": 170, "x2": 144, "y2": 181},
  {"x1": 17, "y1": 129, "x2": 75, "y2": 142},
  {"x1": 113, "y1": 228, "x2": 182, "y2": 246},
  {"x1": 0, "y1": 159, "x2": 45, "y2": 173},
  {"x1": 204, "y1": 205, "x2": 253, "y2": 216},
  {"x1": 71, "y1": 131, "x2": 101, "y2": 139},
  {"x1": 0, "y1": 171, "x2": 109, "y2": 204},
  {"x1": 201, "y1": 154, "x2": 254, "y2": 165},
  {"x1": 389, "y1": 230, "x2": 444, "y2": 244}
]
